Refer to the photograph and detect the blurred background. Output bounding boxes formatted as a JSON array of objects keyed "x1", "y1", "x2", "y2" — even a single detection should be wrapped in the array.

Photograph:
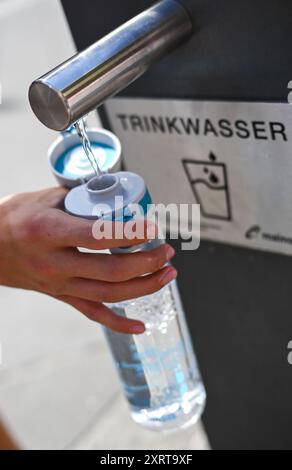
[{"x1": 0, "y1": 0, "x2": 209, "y2": 450}]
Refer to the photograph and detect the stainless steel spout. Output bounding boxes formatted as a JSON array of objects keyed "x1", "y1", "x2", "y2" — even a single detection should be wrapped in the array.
[{"x1": 28, "y1": 0, "x2": 192, "y2": 131}]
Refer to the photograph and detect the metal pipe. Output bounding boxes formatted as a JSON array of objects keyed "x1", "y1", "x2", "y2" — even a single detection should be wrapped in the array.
[{"x1": 28, "y1": 0, "x2": 192, "y2": 131}]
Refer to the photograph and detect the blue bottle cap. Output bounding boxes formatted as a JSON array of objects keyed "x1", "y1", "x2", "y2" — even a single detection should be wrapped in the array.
[
  {"x1": 48, "y1": 128, "x2": 121, "y2": 188},
  {"x1": 64, "y1": 171, "x2": 151, "y2": 220}
]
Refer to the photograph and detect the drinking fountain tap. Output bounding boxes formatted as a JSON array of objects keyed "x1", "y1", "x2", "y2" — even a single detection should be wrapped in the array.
[{"x1": 28, "y1": 0, "x2": 192, "y2": 131}]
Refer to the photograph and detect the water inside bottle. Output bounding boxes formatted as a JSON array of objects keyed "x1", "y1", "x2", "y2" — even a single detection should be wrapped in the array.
[
  {"x1": 74, "y1": 118, "x2": 103, "y2": 176},
  {"x1": 105, "y1": 281, "x2": 206, "y2": 431}
]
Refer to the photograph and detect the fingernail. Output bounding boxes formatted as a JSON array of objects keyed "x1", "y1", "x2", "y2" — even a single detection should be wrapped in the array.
[
  {"x1": 131, "y1": 323, "x2": 145, "y2": 334},
  {"x1": 165, "y1": 244, "x2": 175, "y2": 261},
  {"x1": 159, "y1": 266, "x2": 177, "y2": 286}
]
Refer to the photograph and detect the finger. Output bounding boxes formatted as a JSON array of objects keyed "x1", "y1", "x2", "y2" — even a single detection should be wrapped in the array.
[
  {"x1": 66, "y1": 243, "x2": 175, "y2": 282},
  {"x1": 57, "y1": 295, "x2": 145, "y2": 334},
  {"x1": 64, "y1": 266, "x2": 177, "y2": 303},
  {"x1": 45, "y1": 211, "x2": 158, "y2": 250},
  {"x1": 36, "y1": 187, "x2": 68, "y2": 208}
]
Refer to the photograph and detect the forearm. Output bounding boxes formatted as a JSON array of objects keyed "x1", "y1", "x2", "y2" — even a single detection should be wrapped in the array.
[
  {"x1": 0, "y1": 195, "x2": 16, "y2": 287},
  {"x1": 0, "y1": 420, "x2": 19, "y2": 450}
]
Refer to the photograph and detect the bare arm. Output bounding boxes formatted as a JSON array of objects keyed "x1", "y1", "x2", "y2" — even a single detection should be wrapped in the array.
[{"x1": 0, "y1": 420, "x2": 18, "y2": 450}]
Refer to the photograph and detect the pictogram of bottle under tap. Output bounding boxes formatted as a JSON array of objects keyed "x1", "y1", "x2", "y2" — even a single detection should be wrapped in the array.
[{"x1": 182, "y1": 152, "x2": 232, "y2": 221}]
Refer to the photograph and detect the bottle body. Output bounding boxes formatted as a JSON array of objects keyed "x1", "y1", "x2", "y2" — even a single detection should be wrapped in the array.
[{"x1": 105, "y1": 267, "x2": 206, "y2": 432}]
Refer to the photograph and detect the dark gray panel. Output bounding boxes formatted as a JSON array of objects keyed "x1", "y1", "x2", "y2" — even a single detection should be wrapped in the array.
[
  {"x1": 171, "y1": 238, "x2": 292, "y2": 449},
  {"x1": 61, "y1": 0, "x2": 292, "y2": 101}
]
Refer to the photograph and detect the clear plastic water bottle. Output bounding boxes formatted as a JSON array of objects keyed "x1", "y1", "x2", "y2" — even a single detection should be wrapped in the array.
[
  {"x1": 65, "y1": 171, "x2": 206, "y2": 431},
  {"x1": 106, "y1": 270, "x2": 206, "y2": 431}
]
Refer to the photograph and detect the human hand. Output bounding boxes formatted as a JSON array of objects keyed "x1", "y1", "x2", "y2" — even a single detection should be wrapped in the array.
[{"x1": 0, "y1": 187, "x2": 176, "y2": 334}]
